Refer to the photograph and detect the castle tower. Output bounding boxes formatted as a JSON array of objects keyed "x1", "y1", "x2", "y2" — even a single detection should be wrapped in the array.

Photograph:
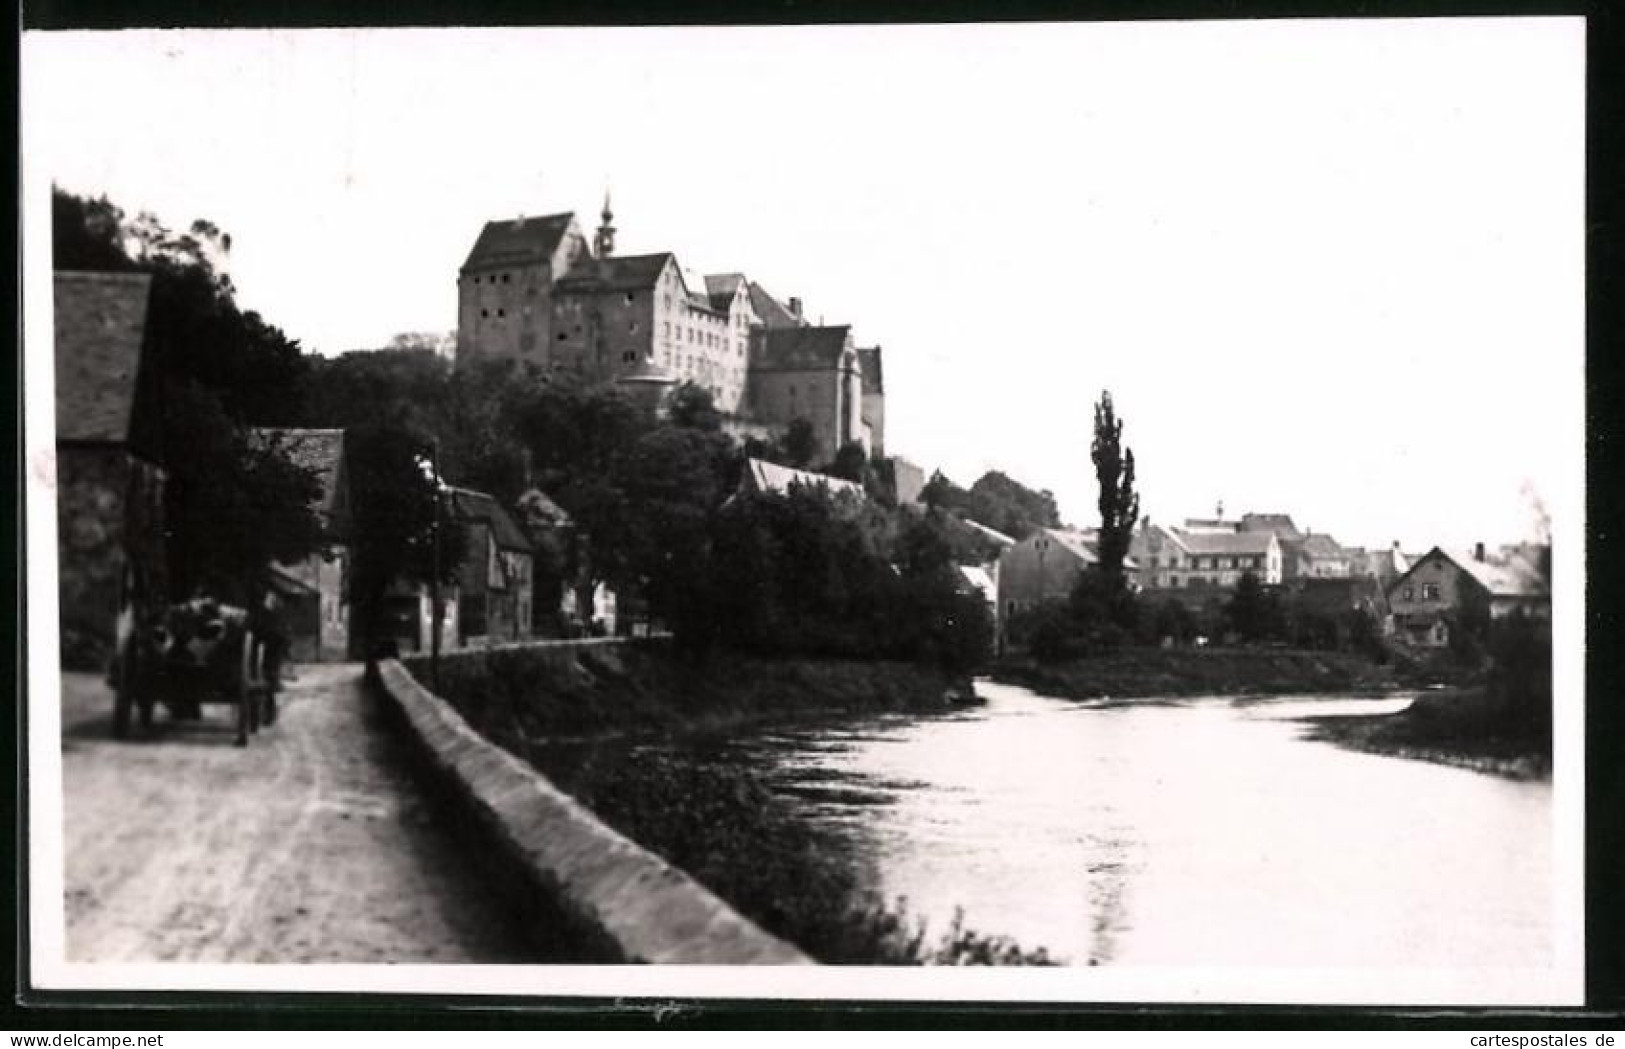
[{"x1": 595, "y1": 191, "x2": 616, "y2": 259}]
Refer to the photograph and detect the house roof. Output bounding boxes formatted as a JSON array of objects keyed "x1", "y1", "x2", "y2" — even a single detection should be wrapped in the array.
[
  {"x1": 1174, "y1": 529, "x2": 1277, "y2": 557},
  {"x1": 1443, "y1": 547, "x2": 1549, "y2": 599},
  {"x1": 957, "y1": 564, "x2": 996, "y2": 601},
  {"x1": 54, "y1": 271, "x2": 153, "y2": 446},
  {"x1": 1238, "y1": 513, "x2": 1303, "y2": 540},
  {"x1": 1044, "y1": 528, "x2": 1100, "y2": 564},
  {"x1": 1391, "y1": 546, "x2": 1549, "y2": 601},
  {"x1": 450, "y1": 487, "x2": 533, "y2": 553},
  {"x1": 461, "y1": 213, "x2": 576, "y2": 272},
  {"x1": 857, "y1": 346, "x2": 883, "y2": 394},
  {"x1": 752, "y1": 325, "x2": 852, "y2": 372},
  {"x1": 250, "y1": 428, "x2": 346, "y2": 515},
  {"x1": 555, "y1": 252, "x2": 674, "y2": 294},
  {"x1": 747, "y1": 282, "x2": 804, "y2": 328},
  {"x1": 1299, "y1": 533, "x2": 1348, "y2": 560},
  {"x1": 743, "y1": 458, "x2": 864, "y2": 499},
  {"x1": 705, "y1": 273, "x2": 747, "y2": 311},
  {"x1": 961, "y1": 517, "x2": 1016, "y2": 548}
]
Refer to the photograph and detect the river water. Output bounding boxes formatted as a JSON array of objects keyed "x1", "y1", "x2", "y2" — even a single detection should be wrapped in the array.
[{"x1": 552, "y1": 682, "x2": 1554, "y2": 969}]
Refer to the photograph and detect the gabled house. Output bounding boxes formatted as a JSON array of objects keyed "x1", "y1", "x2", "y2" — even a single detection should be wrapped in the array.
[
  {"x1": 1386, "y1": 543, "x2": 1551, "y2": 647},
  {"x1": 1290, "y1": 532, "x2": 1353, "y2": 579},
  {"x1": 54, "y1": 271, "x2": 166, "y2": 670},
  {"x1": 996, "y1": 528, "x2": 1100, "y2": 626},
  {"x1": 450, "y1": 487, "x2": 535, "y2": 645},
  {"x1": 250, "y1": 428, "x2": 350, "y2": 661},
  {"x1": 1165, "y1": 529, "x2": 1282, "y2": 587}
]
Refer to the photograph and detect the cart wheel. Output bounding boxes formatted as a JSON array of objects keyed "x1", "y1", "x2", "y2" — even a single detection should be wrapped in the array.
[{"x1": 235, "y1": 631, "x2": 252, "y2": 747}]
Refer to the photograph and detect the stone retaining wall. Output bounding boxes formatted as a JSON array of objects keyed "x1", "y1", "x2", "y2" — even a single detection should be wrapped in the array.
[{"x1": 375, "y1": 658, "x2": 812, "y2": 965}]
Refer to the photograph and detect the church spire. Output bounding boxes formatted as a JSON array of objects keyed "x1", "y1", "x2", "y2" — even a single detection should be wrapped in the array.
[{"x1": 595, "y1": 189, "x2": 616, "y2": 258}]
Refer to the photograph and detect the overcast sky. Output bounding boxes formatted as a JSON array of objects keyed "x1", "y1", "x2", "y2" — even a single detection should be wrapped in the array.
[{"x1": 24, "y1": 19, "x2": 1584, "y2": 551}]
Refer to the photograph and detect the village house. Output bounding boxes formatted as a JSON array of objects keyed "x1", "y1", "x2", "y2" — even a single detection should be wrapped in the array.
[
  {"x1": 448, "y1": 487, "x2": 534, "y2": 646},
  {"x1": 1131, "y1": 520, "x2": 1281, "y2": 590},
  {"x1": 54, "y1": 271, "x2": 166, "y2": 670},
  {"x1": 995, "y1": 528, "x2": 1121, "y2": 629},
  {"x1": 1385, "y1": 543, "x2": 1550, "y2": 648},
  {"x1": 250, "y1": 428, "x2": 351, "y2": 662}
]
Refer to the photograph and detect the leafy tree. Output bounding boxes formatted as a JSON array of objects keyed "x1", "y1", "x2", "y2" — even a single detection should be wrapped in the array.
[
  {"x1": 921, "y1": 470, "x2": 967, "y2": 514},
  {"x1": 666, "y1": 382, "x2": 723, "y2": 432},
  {"x1": 610, "y1": 425, "x2": 736, "y2": 650},
  {"x1": 159, "y1": 385, "x2": 327, "y2": 605},
  {"x1": 1224, "y1": 571, "x2": 1283, "y2": 643},
  {"x1": 1091, "y1": 390, "x2": 1139, "y2": 592},
  {"x1": 344, "y1": 419, "x2": 466, "y2": 658},
  {"x1": 784, "y1": 417, "x2": 818, "y2": 468},
  {"x1": 828, "y1": 440, "x2": 869, "y2": 483},
  {"x1": 54, "y1": 188, "x2": 323, "y2": 608},
  {"x1": 964, "y1": 470, "x2": 1061, "y2": 540}
]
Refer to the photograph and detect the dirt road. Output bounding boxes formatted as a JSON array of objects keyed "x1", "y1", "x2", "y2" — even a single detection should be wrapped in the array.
[{"x1": 60, "y1": 663, "x2": 536, "y2": 963}]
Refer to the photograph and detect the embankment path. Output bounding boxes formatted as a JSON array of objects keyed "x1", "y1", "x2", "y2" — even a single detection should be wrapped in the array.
[{"x1": 60, "y1": 663, "x2": 536, "y2": 963}]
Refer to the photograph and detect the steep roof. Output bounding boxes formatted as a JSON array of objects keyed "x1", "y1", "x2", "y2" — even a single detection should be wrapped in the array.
[
  {"x1": 450, "y1": 487, "x2": 532, "y2": 553},
  {"x1": 961, "y1": 517, "x2": 1016, "y2": 548},
  {"x1": 1388, "y1": 546, "x2": 1549, "y2": 601},
  {"x1": 555, "y1": 252, "x2": 673, "y2": 293},
  {"x1": 747, "y1": 281, "x2": 804, "y2": 328},
  {"x1": 1043, "y1": 528, "x2": 1100, "y2": 565},
  {"x1": 752, "y1": 325, "x2": 852, "y2": 372},
  {"x1": 1442, "y1": 547, "x2": 1549, "y2": 600},
  {"x1": 1239, "y1": 513, "x2": 1303, "y2": 541},
  {"x1": 249, "y1": 428, "x2": 347, "y2": 518},
  {"x1": 743, "y1": 458, "x2": 863, "y2": 499},
  {"x1": 705, "y1": 273, "x2": 747, "y2": 311},
  {"x1": 54, "y1": 271, "x2": 152, "y2": 446},
  {"x1": 1299, "y1": 532, "x2": 1348, "y2": 560},
  {"x1": 857, "y1": 346, "x2": 883, "y2": 394},
  {"x1": 461, "y1": 213, "x2": 576, "y2": 272},
  {"x1": 1174, "y1": 529, "x2": 1277, "y2": 557}
]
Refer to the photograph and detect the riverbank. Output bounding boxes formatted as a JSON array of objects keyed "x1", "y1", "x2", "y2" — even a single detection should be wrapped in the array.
[
  {"x1": 1302, "y1": 686, "x2": 1551, "y2": 781},
  {"x1": 403, "y1": 642, "x2": 972, "y2": 745},
  {"x1": 990, "y1": 646, "x2": 1399, "y2": 701},
  {"x1": 397, "y1": 642, "x2": 1053, "y2": 964}
]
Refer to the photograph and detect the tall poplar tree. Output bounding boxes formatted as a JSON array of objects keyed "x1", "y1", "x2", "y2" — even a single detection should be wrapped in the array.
[{"x1": 1091, "y1": 390, "x2": 1139, "y2": 591}]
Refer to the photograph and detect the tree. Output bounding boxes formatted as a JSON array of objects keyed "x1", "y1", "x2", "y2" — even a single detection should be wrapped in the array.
[
  {"x1": 964, "y1": 470, "x2": 1061, "y2": 540},
  {"x1": 828, "y1": 440, "x2": 869, "y2": 483},
  {"x1": 784, "y1": 417, "x2": 818, "y2": 468},
  {"x1": 667, "y1": 382, "x2": 723, "y2": 432},
  {"x1": 55, "y1": 188, "x2": 324, "y2": 608},
  {"x1": 1091, "y1": 391, "x2": 1139, "y2": 592},
  {"x1": 159, "y1": 385, "x2": 328, "y2": 605},
  {"x1": 344, "y1": 420, "x2": 466, "y2": 658},
  {"x1": 1224, "y1": 571, "x2": 1279, "y2": 643}
]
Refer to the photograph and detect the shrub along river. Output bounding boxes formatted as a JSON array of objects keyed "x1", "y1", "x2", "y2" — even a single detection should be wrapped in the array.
[{"x1": 530, "y1": 680, "x2": 1552, "y2": 967}]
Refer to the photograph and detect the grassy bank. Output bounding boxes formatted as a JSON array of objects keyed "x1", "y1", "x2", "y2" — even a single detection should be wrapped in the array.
[
  {"x1": 991, "y1": 645, "x2": 1399, "y2": 701},
  {"x1": 403, "y1": 642, "x2": 970, "y2": 743},
  {"x1": 1302, "y1": 686, "x2": 1551, "y2": 781}
]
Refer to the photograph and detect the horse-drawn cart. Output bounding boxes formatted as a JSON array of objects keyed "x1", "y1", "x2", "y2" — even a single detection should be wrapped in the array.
[{"x1": 111, "y1": 598, "x2": 278, "y2": 747}]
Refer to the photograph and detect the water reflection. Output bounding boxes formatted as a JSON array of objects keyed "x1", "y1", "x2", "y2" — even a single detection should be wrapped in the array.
[{"x1": 545, "y1": 681, "x2": 1551, "y2": 968}]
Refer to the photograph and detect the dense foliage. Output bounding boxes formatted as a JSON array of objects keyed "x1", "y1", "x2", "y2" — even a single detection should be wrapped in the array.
[
  {"x1": 920, "y1": 468, "x2": 1061, "y2": 540},
  {"x1": 54, "y1": 188, "x2": 327, "y2": 605}
]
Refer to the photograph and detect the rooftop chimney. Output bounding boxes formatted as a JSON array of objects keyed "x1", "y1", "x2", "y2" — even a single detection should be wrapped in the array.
[
  {"x1": 1474, "y1": 541, "x2": 1486, "y2": 562},
  {"x1": 788, "y1": 296, "x2": 803, "y2": 318}
]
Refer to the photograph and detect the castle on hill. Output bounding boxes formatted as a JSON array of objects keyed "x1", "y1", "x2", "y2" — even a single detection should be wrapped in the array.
[{"x1": 455, "y1": 197, "x2": 885, "y2": 466}]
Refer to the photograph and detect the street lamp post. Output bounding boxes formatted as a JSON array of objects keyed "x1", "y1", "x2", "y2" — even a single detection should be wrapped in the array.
[{"x1": 429, "y1": 437, "x2": 442, "y2": 693}]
